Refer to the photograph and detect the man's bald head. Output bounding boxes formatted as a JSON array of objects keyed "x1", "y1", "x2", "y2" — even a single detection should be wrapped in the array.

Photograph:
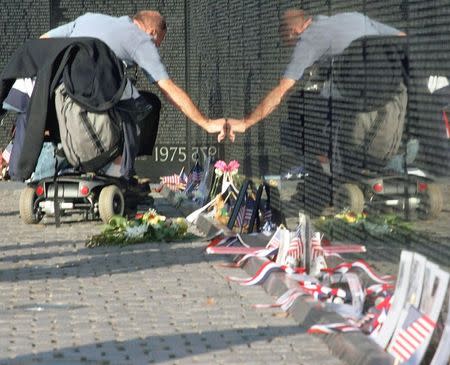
[
  {"x1": 282, "y1": 9, "x2": 306, "y2": 29},
  {"x1": 280, "y1": 9, "x2": 312, "y2": 45},
  {"x1": 133, "y1": 10, "x2": 167, "y2": 47}
]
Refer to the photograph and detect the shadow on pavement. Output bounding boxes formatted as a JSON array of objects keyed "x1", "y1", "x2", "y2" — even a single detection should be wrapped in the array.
[
  {"x1": 0, "y1": 243, "x2": 223, "y2": 283},
  {"x1": 0, "y1": 325, "x2": 307, "y2": 364}
]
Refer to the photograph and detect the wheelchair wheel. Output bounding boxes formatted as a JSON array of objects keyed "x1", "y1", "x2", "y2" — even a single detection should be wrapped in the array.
[
  {"x1": 334, "y1": 183, "x2": 365, "y2": 214},
  {"x1": 99, "y1": 185, "x2": 125, "y2": 224},
  {"x1": 19, "y1": 186, "x2": 42, "y2": 224},
  {"x1": 418, "y1": 183, "x2": 443, "y2": 220}
]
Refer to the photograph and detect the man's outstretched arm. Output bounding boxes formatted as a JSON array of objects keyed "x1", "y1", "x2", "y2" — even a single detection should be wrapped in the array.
[
  {"x1": 227, "y1": 77, "x2": 296, "y2": 140},
  {"x1": 244, "y1": 77, "x2": 296, "y2": 128},
  {"x1": 156, "y1": 78, "x2": 226, "y2": 139}
]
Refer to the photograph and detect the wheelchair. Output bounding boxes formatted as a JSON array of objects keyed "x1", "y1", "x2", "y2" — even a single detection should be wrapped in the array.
[
  {"x1": 19, "y1": 172, "x2": 151, "y2": 224},
  {"x1": 13, "y1": 85, "x2": 158, "y2": 225}
]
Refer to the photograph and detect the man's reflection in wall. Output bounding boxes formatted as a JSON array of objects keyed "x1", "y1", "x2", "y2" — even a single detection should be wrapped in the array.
[
  {"x1": 282, "y1": 11, "x2": 406, "y2": 217},
  {"x1": 228, "y1": 9, "x2": 405, "y2": 216}
]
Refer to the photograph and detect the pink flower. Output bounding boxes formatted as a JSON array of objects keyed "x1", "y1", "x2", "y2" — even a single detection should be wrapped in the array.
[
  {"x1": 227, "y1": 160, "x2": 240, "y2": 172},
  {"x1": 214, "y1": 160, "x2": 227, "y2": 172}
]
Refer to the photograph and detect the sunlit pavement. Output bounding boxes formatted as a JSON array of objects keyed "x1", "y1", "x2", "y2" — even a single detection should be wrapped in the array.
[{"x1": 0, "y1": 182, "x2": 343, "y2": 365}]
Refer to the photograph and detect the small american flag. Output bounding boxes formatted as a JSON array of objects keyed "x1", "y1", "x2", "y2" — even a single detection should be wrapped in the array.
[
  {"x1": 161, "y1": 173, "x2": 186, "y2": 185},
  {"x1": 308, "y1": 322, "x2": 360, "y2": 334},
  {"x1": 263, "y1": 201, "x2": 272, "y2": 223},
  {"x1": 365, "y1": 295, "x2": 392, "y2": 335},
  {"x1": 160, "y1": 171, "x2": 187, "y2": 191},
  {"x1": 310, "y1": 233, "x2": 323, "y2": 260},
  {"x1": 236, "y1": 206, "x2": 246, "y2": 227},
  {"x1": 188, "y1": 161, "x2": 203, "y2": 184},
  {"x1": 207, "y1": 235, "x2": 239, "y2": 249},
  {"x1": 288, "y1": 235, "x2": 302, "y2": 261},
  {"x1": 388, "y1": 305, "x2": 436, "y2": 364},
  {"x1": 266, "y1": 226, "x2": 282, "y2": 250},
  {"x1": 244, "y1": 200, "x2": 255, "y2": 222},
  {"x1": 236, "y1": 198, "x2": 255, "y2": 228}
]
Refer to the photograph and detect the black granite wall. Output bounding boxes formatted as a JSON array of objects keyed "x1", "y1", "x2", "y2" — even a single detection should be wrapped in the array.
[{"x1": 1, "y1": 0, "x2": 449, "y2": 220}]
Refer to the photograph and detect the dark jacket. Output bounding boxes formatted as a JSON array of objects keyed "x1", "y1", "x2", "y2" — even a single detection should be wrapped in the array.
[{"x1": 0, "y1": 37, "x2": 126, "y2": 180}]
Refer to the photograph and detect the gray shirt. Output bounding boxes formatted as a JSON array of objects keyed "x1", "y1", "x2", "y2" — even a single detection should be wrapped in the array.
[
  {"x1": 47, "y1": 13, "x2": 169, "y2": 84},
  {"x1": 284, "y1": 12, "x2": 401, "y2": 81}
]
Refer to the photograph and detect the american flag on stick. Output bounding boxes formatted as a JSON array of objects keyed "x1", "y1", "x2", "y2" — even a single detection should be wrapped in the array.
[
  {"x1": 263, "y1": 201, "x2": 272, "y2": 223},
  {"x1": 288, "y1": 228, "x2": 304, "y2": 261},
  {"x1": 266, "y1": 226, "x2": 282, "y2": 250},
  {"x1": 308, "y1": 322, "x2": 360, "y2": 334},
  {"x1": 387, "y1": 305, "x2": 436, "y2": 364},
  {"x1": 236, "y1": 198, "x2": 256, "y2": 228},
  {"x1": 185, "y1": 161, "x2": 203, "y2": 193},
  {"x1": 157, "y1": 168, "x2": 188, "y2": 192},
  {"x1": 188, "y1": 161, "x2": 203, "y2": 184}
]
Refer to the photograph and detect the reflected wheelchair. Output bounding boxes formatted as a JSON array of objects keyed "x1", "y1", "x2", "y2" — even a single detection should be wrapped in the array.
[
  {"x1": 333, "y1": 150, "x2": 444, "y2": 220},
  {"x1": 296, "y1": 36, "x2": 445, "y2": 219}
]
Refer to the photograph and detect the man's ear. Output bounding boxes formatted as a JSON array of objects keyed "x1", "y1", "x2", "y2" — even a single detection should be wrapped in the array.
[
  {"x1": 133, "y1": 19, "x2": 144, "y2": 30},
  {"x1": 148, "y1": 28, "x2": 158, "y2": 38}
]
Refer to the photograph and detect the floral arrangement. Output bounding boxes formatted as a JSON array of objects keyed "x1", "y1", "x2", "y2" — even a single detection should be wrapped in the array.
[
  {"x1": 86, "y1": 209, "x2": 191, "y2": 247},
  {"x1": 315, "y1": 210, "x2": 414, "y2": 238},
  {"x1": 214, "y1": 160, "x2": 240, "y2": 175},
  {"x1": 210, "y1": 160, "x2": 240, "y2": 199},
  {"x1": 186, "y1": 159, "x2": 244, "y2": 224}
]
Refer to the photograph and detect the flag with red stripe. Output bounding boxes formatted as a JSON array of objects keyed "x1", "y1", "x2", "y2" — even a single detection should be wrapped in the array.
[
  {"x1": 266, "y1": 227, "x2": 282, "y2": 250},
  {"x1": 227, "y1": 260, "x2": 305, "y2": 286},
  {"x1": 185, "y1": 161, "x2": 203, "y2": 193},
  {"x1": 288, "y1": 235, "x2": 302, "y2": 261},
  {"x1": 160, "y1": 172, "x2": 187, "y2": 191},
  {"x1": 388, "y1": 305, "x2": 436, "y2": 364},
  {"x1": 308, "y1": 323, "x2": 360, "y2": 334},
  {"x1": 443, "y1": 110, "x2": 450, "y2": 139}
]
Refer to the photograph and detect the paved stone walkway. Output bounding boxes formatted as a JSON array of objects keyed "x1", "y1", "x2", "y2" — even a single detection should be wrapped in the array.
[{"x1": 0, "y1": 182, "x2": 343, "y2": 365}]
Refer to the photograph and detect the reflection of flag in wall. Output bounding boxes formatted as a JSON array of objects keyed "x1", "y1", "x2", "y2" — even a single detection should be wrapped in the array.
[
  {"x1": 387, "y1": 305, "x2": 436, "y2": 364},
  {"x1": 311, "y1": 233, "x2": 323, "y2": 260},
  {"x1": 443, "y1": 110, "x2": 450, "y2": 139}
]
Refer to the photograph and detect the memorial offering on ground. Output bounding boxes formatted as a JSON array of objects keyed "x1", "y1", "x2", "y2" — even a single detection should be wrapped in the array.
[{"x1": 86, "y1": 209, "x2": 191, "y2": 247}]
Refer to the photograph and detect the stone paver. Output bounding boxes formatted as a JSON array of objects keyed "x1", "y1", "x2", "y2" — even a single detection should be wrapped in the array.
[{"x1": 0, "y1": 182, "x2": 344, "y2": 365}]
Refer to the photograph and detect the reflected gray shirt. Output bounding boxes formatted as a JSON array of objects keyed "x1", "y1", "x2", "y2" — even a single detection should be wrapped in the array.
[
  {"x1": 284, "y1": 12, "x2": 401, "y2": 81},
  {"x1": 47, "y1": 13, "x2": 169, "y2": 84}
]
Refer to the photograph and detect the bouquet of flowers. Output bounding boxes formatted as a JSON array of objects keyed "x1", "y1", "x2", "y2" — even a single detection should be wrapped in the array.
[
  {"x1": 315, "y1": 211, "x2": 413, "y2": 238},
  {"x1": 209, "y1": 160, "x2": 240, "y2": 199},
  {"x1": 86, "y1": 209, "x2": 191, "y2": 247}
]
